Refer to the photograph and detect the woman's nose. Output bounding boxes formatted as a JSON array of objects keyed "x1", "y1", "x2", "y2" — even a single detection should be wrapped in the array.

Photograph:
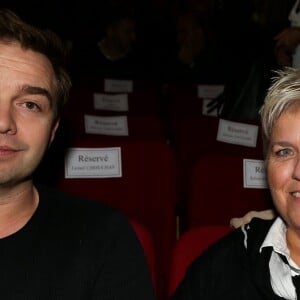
[{"x1": 292, "y1": 156, "x2": 300, "y2": 180}]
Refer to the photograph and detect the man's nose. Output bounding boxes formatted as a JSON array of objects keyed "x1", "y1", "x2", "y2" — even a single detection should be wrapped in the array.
[{"x1": 0, "y1": 105, "x2": 17, "y2": 135}]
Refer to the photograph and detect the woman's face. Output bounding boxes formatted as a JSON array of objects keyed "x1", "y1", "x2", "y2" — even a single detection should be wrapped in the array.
[{"x1": 267, "y1": 105, "x2": 300, "y2": 231}]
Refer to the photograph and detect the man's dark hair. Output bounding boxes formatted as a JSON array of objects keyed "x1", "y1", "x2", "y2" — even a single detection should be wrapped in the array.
[{"x1": 0, "y1": 9, "x2": 72, "y2": 117}]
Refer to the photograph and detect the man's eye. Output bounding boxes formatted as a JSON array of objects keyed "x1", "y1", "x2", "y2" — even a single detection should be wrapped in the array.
[{"x1": 24, "y1": 102, "x2": 40, "y2": 111}]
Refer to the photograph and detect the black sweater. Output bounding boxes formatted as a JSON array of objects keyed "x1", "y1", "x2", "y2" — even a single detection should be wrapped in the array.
[
  {"x1": 171, "y1": 218, "x2": 288, "y2": 300},
  {"x1": 0, "y1": 184, "x2": 156, "y2": 300}
]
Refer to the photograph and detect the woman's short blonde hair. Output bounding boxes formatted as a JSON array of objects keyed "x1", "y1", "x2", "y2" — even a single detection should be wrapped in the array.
[{"x1": 260, "y1": 67, "x2": 300, "y2": 155}]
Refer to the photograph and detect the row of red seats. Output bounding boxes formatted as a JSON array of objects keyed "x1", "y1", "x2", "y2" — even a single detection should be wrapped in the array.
[
  {"x1": 52, "y1": 139, "x2": 177, "y2": 300},
  {"x1": 38, "y1": 136, "x2": 272, "y2": 300},
  {"x1": 67, "y1": 77, "x2": 225, "y2": 122},
  {"x1": 41, "y1": 77, "x2": 271, "y2": 299},
  {"x1": 67, "y1": 77, "x2": 163, "y2": 117}
]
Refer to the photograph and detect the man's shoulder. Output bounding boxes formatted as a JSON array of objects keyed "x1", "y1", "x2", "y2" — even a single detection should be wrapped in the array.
[
  {"x1": 38, "y1": 184, "x2": 114, "y2": 211},
  {"x1": 36, "y1": 184, "x2": 131, "y2": 235}
]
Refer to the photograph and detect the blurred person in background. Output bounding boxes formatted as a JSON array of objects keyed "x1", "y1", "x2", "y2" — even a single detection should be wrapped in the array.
[
  {"x1": 274, "y1": 0, "x2": 300, "y2": 68},
  {"x1": 161, "y1": 9, "x2": 224, "y2": 84},
  {"x1": 70, "y1": 6, "x2": 146, "y2": 83}
]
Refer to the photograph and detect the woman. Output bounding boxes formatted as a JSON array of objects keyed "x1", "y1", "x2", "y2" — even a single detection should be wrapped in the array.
[{"x1": 171, "y1": 67, "x2": 300, "y2": 299}]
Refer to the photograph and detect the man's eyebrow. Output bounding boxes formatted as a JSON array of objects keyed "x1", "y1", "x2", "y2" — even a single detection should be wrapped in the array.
[{"x1": 20, "y1": 85, "x2": 53, "y2": 106}]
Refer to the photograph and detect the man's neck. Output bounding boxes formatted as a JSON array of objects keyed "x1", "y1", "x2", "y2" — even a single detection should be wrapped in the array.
[{"x1": 0, "y1": 181, "x2": 39, "y2": 238}]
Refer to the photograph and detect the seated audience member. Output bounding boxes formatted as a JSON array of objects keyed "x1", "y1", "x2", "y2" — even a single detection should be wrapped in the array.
[
  {"x1": 275, "y1": 26, "x2": 300, "y2": 67},
  {"x1": 171, "y1": 67, "x2": 300, "y2": 299},
  {"x1": 162, "y1": 10, "x2": 225, "y2": 84},
  {"x1": 0, "y1": 9, "x2": 156, "y2": 299},
  {"x1": 275, "y1": 0, "x2": 300, "y2": 68},
  {"x1": 70, "y1": 7, "x2": 146, "y2": 83}
]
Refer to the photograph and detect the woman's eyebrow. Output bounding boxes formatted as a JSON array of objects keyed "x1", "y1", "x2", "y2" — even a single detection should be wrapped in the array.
[{"x1": 271, "y1": 141, "x2": 293, "y2": 147}]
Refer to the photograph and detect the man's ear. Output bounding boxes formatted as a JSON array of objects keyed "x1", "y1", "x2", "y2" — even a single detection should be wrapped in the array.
[{"x1": 49, "y1": 118, "x2": 60, "y2": 146}]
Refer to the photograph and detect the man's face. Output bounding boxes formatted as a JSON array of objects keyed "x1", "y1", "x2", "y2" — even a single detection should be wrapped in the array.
[
  {"x1": 0, "y1": 41, "x2": 58, "y2": 187},
  {"x1": 109, "y1": 18, "x2": 136, "y2": 55}
]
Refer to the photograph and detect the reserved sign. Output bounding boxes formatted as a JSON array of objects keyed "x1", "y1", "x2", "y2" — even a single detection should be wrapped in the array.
[
  {"x1": 64, "y1": 147, "x2": 122, "y2": 178},
  {"x1": 84, "y1": 115, "x2": 129, "y2": 136},
  {"x1": 216, "y1": 119, "x2": 258, "y2": 147},
  {"x1": 94, "y1": 93, "x2": 129, "y2": 111},
  {"x1": 243, "y1": 159, "x2": 267, "y2": 189},
  {"x1": 104, "y1": 78, "x2": 133, "y2": 93},
  {"x1": 197, "y1": 84, "x2": 224, "y2": 99}
]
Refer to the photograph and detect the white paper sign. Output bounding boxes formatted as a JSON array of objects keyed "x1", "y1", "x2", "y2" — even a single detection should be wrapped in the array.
[
  {"x1": 84, "y1": 115, "x2": 129, "y2": 136},
  {"x1": 104, "y1": 79, "x2": 133, "y2": 93},
  {"x1": 216, "y1": 119, "x2": 258, "y2": 147},
  {"x1": 197, "y1": 84, "x2": 224, "y2": 99},
  {"x1": 202, "y1": 99, "x2": 219, "y2": 116},
  {"x1": 94, "y1": 93, "x2": 129, "y2": 111},
  {"x1": 243, "y1": 159, "x2": 267, "y2": 189},
  {"x1": 64, "y1": 147, "x2": 122, "y2": 178}
]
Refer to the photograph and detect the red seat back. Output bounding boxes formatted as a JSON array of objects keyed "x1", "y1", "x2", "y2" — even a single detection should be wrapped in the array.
[
  {"x1": 187, "y1": 154, "x2": 273, "y2": 228},
  {"x1": 168, "y1": 225, "x2": 232, "y2": 297}
]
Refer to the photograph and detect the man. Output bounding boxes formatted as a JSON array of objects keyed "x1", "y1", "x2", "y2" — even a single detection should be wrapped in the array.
[{"x1": 0, "y1": 9, "x2": 156, "y2": 299}]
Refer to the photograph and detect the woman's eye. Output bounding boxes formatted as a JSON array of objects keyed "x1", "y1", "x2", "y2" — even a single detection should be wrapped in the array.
[{"x1": 276, "y1": 148, "x2": 293, "y2": 157}]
